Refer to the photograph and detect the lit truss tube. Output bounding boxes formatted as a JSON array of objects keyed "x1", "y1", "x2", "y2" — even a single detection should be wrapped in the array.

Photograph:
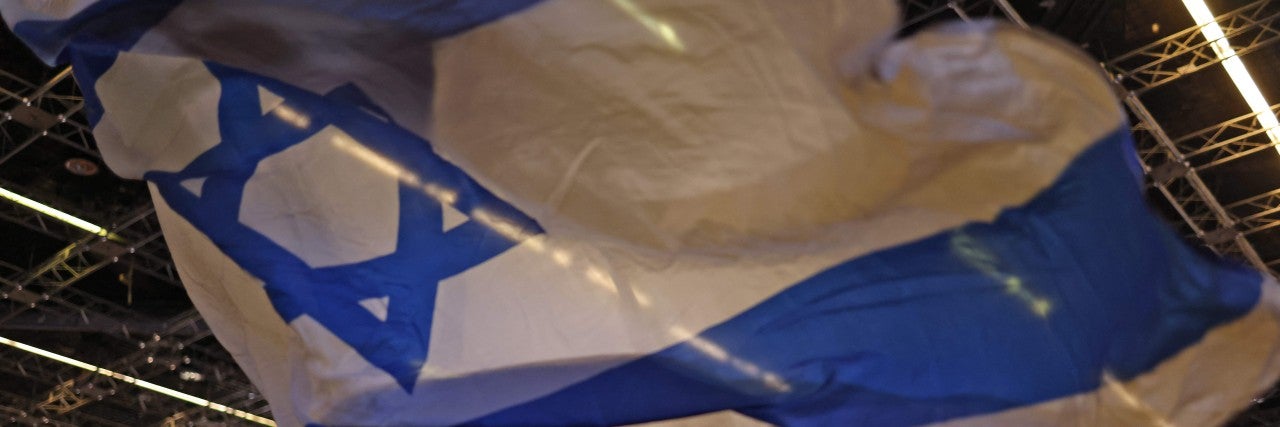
[
  {"x1": 0, "y1": 335, "x2": 275, "y2": 426},
  {"x1": 1182, "y1": 0, "x2": 1280, "y2": 146},
  {"x1": 0, "y1": 186, "x2": 107, "y2": 237}
]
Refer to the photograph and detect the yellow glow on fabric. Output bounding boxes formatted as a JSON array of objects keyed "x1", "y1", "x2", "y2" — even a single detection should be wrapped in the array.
[
  {"x1": 668, "y1": 325, "x2": 792, "y2": 392},
  {"x1": 609, "y1": 0, "x2": 686, "y2": 52},
  {"x1": 951, "y1": 232, "x2": 1053, "y2": 318},
  {"x1": 332, "y1": 115, "x2": 794, "y2": 396},
  {"x1": 331, "y1": 134, "x2": 624, "y2": 296},
  {"x1": 1102, "y1": 372, "x2": 1176, "y2": 427},
  {"x1": 270, "y1": 104, "x2": 312, "y2": 129}
]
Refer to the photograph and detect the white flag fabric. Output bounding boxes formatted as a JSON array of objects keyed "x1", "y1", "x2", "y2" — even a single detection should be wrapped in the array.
[{"x1": 4, "y1": 1, "x2": 1280, "y2": 426}]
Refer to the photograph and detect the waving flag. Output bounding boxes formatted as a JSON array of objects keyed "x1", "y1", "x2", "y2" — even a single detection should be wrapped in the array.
[{"x1": 5, "y1": 1, "x2": 1280, "y2": 426}]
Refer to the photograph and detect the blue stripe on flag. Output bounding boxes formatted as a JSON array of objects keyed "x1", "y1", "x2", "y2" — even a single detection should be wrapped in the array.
[
  {"x1": 9, "y1": 0, "x2": 184, "y2": 124},
  {"x1": 293, "y1": 0, "x2": 548, "y2": 39},
  {"x1": 9, "y1": 0, "x2": 183, "y2": 64},
  {"x1": 8, "y1": 0, "x2": 547, "y2": 125},
  {"x1": 468, "y1": 128, "x2": 1263, "y2": 426},
  {"x1": 9, "y1": 0, "x2": 547, "y2": 61}
]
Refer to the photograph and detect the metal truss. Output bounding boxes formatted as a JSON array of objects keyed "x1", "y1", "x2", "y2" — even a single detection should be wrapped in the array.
[
  {"x1": 38, "y1": 378, "x2": 116, "y2": 416},
  {"x1": 1122, "y1": 90, "x2": 1269, "y2": 271},
  {"x1": 0, "y1": 389, "x2": 124, "y2": 427},
  {"x1": 0, "y1": 207, "x2": 174, "y2": 328},
  {"x1": 0, "y1": 67, "x2": 269, "y2": 424},
  {"x1": 0, "y1": 307, "x2": 265, "y2": 425},
  {"x1": 0, "y1": 343, "x2": 225, "y2": 426},
  {"x1": 0, "y1": 68, "x2": 181, "y2": 287},
  {"x1": 900, "y1": 0, "x2": 1023, "y2": 28},
  {"x1": 898, "y1": 1, "x2": 1267, "y2": 265},
  {"x1": 0, "y1": 101, "x2": 93, "y2": 165},
  {"x1": 0, "y1": 68, "x2": 183, "y2": 350},
  {"x1": 0, "y1": 347, "x2": 134, "y2": 425},
  {"x1": 31, "y1": 328, "x2": 269, "y2": 425},
  {"x1": 0, "y1": 67, "x2": 96, "y2": 165},
  {"x1": 1226, "y1": 189, "x2": 1280, "y2": 268},
  {"x1": 0, "y1": 196, "x2": 181, "y2": 335},
  {"x1": 1105, "y1": 0, "x2": 1280, "y2": 94},
  {"x1": 0, "y1": 193, "x2": 85, "y2": 242},
  {"x1": 0, "y1": 69, "x2": 97, "y2": 244},
  {"x1": 1172, "y1": 102, "x2": 1280, "y2": 170},
  {"x1": 1103, "y1": 2, "x2": 1280, "y2": 271}
]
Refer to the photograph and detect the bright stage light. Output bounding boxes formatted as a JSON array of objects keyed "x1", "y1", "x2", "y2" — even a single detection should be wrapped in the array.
[
  {"x1": 0, "y1": 186, "x2": 108, "y2": 237},
  {"x1": 0, "y1": 335, "x2": 275, "y2": 426},
  {"x1": 1182, "y1": 0, "x2": 1280, "y2": 147}
]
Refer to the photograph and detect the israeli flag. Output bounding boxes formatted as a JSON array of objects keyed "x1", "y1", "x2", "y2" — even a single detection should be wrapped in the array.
[{"x1": 6, "y1": 1, "x2": 1280, "y2": 426}]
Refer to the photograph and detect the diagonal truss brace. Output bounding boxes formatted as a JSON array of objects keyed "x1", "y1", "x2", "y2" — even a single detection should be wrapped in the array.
[
  {"x1": 900, "y1": 0, "x2": 1015, "y2": 28},
  {"x1": 1105, "y1": 0, "x2": 1280, "y2": 94},
  {"x1": 0, "y1": 207, "x2": 177, "y2": 332},
  {"x1": 1122, "y1": 89, "x2": 1269, "y2": 272},
  {"x1": 1172, "y1": 102, "x2": 1280, "y2": 169}
]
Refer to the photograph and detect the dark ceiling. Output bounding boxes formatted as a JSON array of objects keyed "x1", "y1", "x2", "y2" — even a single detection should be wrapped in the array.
[
  {"x1": 0, "y1": 7, "x2": 272, "y2": 427},
  {"x1": 2, "y1": 0, "x2": 1280, "y2": 425}
]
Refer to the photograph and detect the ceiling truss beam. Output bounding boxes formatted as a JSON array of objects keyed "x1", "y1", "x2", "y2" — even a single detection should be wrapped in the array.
[
  {"x1": 1118, "y1": 79, "x2": 1269, "y2": 272},
  {"x1": 1173, "y1": 102, "x2": 1280, "y2": 169},
  {"x1": 1105, "y1": 0, "x2": 1280, "y2": 94}
]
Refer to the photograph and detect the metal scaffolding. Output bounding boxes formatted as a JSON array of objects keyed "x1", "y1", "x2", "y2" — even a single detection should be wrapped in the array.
[
  {"x1": 1105, "y1": 0, "x2": 1280, "y2": 94},
  {"x1": 1174, "y1": 103, "x2": 1280, "y2": 170},
  {"x1": 901, "y1": 0, "x2": 1023, "y2": 27},
  {"x1": 0, "y1": 65, "x2": 269, "y2": 424},
  {"x1": 1098, "y1": 0, "x2": 1280, "y2": 273}
]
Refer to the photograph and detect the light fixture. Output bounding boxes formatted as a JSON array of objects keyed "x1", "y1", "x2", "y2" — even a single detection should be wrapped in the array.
[
  {"x1": 1181, "y1": 0, "x2": 1280, "y2": 146},
  {"x1": 0, "y1": 335, "x2": 275, "y2": 426},
  {"x1": 0, "y1": 185, "x2": 108, "y2": 237},
  {"x1": 178, "y1": 370, "x2": 205, "y2": 382},
  {"x1": 63, "y1": 158, "x2": 99, "y2": 176}
]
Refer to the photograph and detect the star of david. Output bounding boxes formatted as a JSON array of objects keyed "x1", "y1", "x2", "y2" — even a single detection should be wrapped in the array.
[{"x1": 146, "y1": 64, "x2": 541, "y2": 392}]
